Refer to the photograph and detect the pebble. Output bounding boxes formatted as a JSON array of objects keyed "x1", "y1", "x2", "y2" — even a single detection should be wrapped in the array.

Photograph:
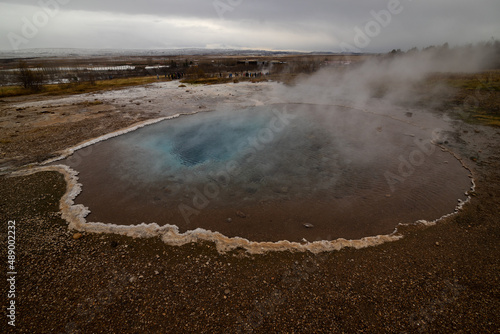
[
  {"x1": 236, "y1": 211, "x2": 247, "y2": 218},
  {"x1": 303, "y1": 223, "x2": 314, "y2": 228},
  {"x1": 72, "y1": 233, "x2": 83, "y2": 240},
  {"x1": 227, "y1": 218, "x2": 232, "y2": 223}
]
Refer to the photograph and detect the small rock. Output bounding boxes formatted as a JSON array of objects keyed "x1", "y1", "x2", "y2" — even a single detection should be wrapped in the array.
[
  {"x1": 303, "y1": 223, "x2": 314, "y2": 228},
  {"x1": 224, "y1": 289, "x2": 230, "y2": 294},
  {"x1": 227, "y1": 218, "x2": 232, "y2": 223},
  {"x1": 72, "y1": 233, "x2": 83, "y2": 240},
  {"x1": 236, "y1": 211, "x2": 247, "y2": 218},
  {"x1": 129, "y1": 276, "x2": 137, "y2": 283},
  {"x1": 435, "y1": 242, "x2": 440, "y2": 246}
]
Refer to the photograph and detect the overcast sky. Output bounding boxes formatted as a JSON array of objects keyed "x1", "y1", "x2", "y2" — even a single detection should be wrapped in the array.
[{"x1": 1, "y1": 0, "x2": 499, "y2": 52}]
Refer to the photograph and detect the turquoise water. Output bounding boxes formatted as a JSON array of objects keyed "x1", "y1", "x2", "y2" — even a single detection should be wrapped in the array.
[
  {"x1": 109, "y1": 104, "x2": 352, "y2": 193},
  {"x1": 130, "y1": 108, "x2": 271, "y2": 169}
]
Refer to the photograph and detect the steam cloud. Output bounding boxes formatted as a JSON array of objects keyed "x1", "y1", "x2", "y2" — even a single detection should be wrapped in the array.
[{"x1": 271, "y1": 41, "x2": 499, "y2": 109}]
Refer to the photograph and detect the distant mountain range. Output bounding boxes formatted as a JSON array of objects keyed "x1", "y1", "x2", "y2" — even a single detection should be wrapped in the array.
[{"x1": 0, "y1": 48, "x2": 355, "y2": 59}]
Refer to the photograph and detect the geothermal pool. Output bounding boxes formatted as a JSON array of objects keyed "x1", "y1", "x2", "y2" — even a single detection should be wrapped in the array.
[{"x1": 59, "y1": 104, "x2": 471, "y2": 242}]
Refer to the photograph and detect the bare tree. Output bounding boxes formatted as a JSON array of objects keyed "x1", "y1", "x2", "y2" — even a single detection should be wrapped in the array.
[
  {"x1": 80, "y1": 69, "x2": 96, "y2": 85},
  {"x1": 0, "y1": 70, "x2": 6, "y2": 86},
  {"x1": 17, "y1": 60, "x2": 45, "y2": 90},
  {"x1": 186, "y1": 66, "x2": 206, "y2": 79}
]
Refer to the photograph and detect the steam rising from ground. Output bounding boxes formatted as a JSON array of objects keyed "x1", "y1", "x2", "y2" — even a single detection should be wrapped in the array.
[{"x1": 273, "y1": 42, "x2": 499, "y2": 109}]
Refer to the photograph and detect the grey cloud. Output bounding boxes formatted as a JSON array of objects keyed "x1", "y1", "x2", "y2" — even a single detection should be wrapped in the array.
[
  {"x1": 2, "y1": 0, "x2": 380, "y2": 21},
  {"x1": 0, "y1": 0, "x2": 499, "y2": 51}
]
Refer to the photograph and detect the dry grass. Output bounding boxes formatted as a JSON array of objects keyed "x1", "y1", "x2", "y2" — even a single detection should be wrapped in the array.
[
  {"x1": 441, "y1": 71, "x2": 500, "y2": 91},
  {"x1": 0, "y1": 76, "x2": 170, "y2": 98},
  {"x1": 472, "y1": 114, "x2": 500, "y2": 127},
  {"x1": 180, "y1": 73, "x2": 296, "y2": 85},
  {"x1": 180, "y1": 77, "x2": 237, "y2": 85},
  {"x1": 426, "y1": 71, "x2": 500, "y2": 127}
]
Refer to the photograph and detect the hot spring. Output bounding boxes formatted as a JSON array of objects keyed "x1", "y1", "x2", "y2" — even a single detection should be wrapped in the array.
[{"x1": 58, "y1": 104, "x2": 472, "y2": 243}]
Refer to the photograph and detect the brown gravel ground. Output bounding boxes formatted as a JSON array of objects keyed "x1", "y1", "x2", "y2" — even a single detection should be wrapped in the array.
[
  {"x1": 0, "y1": 81, "x2": 499, "y2": 333},
  {"x1": 0, "y1": 99, "x2": 151, "y2": 168}
]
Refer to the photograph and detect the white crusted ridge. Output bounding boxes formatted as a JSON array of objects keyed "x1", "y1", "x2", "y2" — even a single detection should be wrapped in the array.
[{"x1": 9, "y1": 163, "x2": 404, "y2": 254}]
